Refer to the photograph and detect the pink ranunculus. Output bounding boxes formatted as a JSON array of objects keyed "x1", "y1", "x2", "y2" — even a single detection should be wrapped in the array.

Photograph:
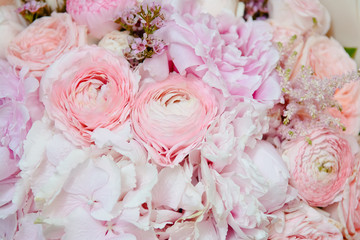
[
  {"x1": 269, "y1": 201, "x2": 343, "y2": 240},
  {"x1": 325, "y1": 158, "x2": 360, "y2": 239},
  {"x1": 6, "y1": 13, "x2": 87, "y2": 80},
  {"x1": 0, "y1": 5, "x2": 26, "y2": 59},
  {"x1": 268, "y1": 0, "x2": 330, "y2": 35},
  {"x1": 66, "y1": 0, "x2": 136, "y2": 39},
  {"x1": 131, "y1": 73, "x2": 218, "y2": 166},
  {"x1": 40, "y1": 46, "x2": 139, "y2": 146},
  {"x1": 282, "y1": 128, "x2": 357, "y2": 207}
]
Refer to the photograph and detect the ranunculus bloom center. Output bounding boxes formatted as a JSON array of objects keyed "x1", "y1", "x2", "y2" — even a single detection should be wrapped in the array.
[
  {"x1": 131, "y1": 74, "x2": 218, "y2": 166},
  {"x1": 40, "y1": 46, "x2": 138, "y2": 146}
]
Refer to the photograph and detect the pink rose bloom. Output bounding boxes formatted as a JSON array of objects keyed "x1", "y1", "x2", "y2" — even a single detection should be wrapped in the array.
[
  {"x1": 66, "y1": 0, "x2": 136, "y2": 39},
  {"x1": 268, "y1": 0, "x2": 330, "y2": 35},
  {"x1": 293, "y1": 35, "x2": 360, "y2": 135},
  {"x1": 40, "y1": 46, "x2": 139, "y2": 146},
  {"x1": 269, "y1": 201, "x2": 342, "y2": 239},
  {"x1": 294, "y1": 35, "x2": 357, "y2": 79},
  {"x1": 6, "y1": 13, "x2": 87, "y2": 80},
  {"x1": 153, "y1": 12, "x2": 280, "y2": 103},
  {"x1": 282, "y1": 128, "x2": 356, "y2": 207},
  {"x1": 131, "y1": 73, "x2": 217, "y2": 166},
  {"x1": 0, "y1": 5, "x2": 26, "y2": 59}
]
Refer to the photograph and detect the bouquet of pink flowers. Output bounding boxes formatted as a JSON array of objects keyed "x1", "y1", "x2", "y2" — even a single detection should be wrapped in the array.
[{"x1": 1, "y1": 0, "x2": 360, "y2": 239}]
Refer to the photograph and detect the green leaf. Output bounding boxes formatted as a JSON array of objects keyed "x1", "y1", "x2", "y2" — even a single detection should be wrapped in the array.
[{"x1": 344, "y1": 47, "x2": 357, "y2": 59}]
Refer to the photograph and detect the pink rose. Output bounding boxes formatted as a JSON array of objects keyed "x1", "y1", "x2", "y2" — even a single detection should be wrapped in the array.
[
  {"x1": 282, "y1": 128, "x2": 356, "y2": 207},
  {"x1": 131, "y1": 74, "x2": 218, "y2": 166},
  {"x1": 0, "y1": 5, "x2": 26, "y2": 59},
  {"x1": 6, "y1": 13, "x2": 87, "y2": 80},
  {"x1": 268, "y1": 0, "x2": 330, "y2": 35},
  {"x1": 66, "y1": 0, "x2": 136, "y2": 39},
  {"x1": 294, "y1": 35, "x2": 357, "y2": 79},
  {"x1": 40, "y1": 46, "x2": 139, "y2": 146},
  {"x1": 269, "y1": 201, "x2": 342, "y2": 240}
]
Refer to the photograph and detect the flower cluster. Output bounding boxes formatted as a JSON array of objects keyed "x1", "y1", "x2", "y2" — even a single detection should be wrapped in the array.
[
  {"x1": 115, "y1": 3, "x2": 166, "y2": 67},
  {"x1": 241, "y1": 0, "x2": 269, "y2": 20},
  {"x1": 1, "y1": 0, "x2": 360, "y2": 239},
  {"x1": 17, "y1": 0, "x2": 66, "y2": 23}
]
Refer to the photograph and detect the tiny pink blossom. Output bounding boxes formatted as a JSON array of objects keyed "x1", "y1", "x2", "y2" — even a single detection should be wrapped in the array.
[{"x1": 17, "y1": 0, "x2": 46, "y2": 13}]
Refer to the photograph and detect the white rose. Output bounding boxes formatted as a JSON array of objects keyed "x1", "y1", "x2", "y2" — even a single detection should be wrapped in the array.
[
  {"x1": 0, "y1": 5, "x2": 26, "y2": 58},
  {"x1": 98, "y1": 30, "x2": 131, "y2": 57},
  {"x1": 198, "y1": 0, "x2": 244, "y2": 17}
]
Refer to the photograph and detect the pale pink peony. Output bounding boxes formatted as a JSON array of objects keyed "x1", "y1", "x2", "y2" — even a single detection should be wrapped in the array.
[
  {"x1": 66, "y1": 0, "x2": 136, "y2": 39},
  {"x1": 131, "y1": 73, "x2": 218, "y2": 166},
  {"x1": 0, "y1": 5, "x2": 26, "y2": 59},
  {"x1": 6, "y1": 13, "x2": 86, "y2": 80},
  {"x1": 282, "y1": 128, "x2": 357, "y2": 207},
  {"x1": 268, "y1": 0, "x2": 330, "y2": 35},
  {"x1": 152, "y1": 11, "x2": 281, "y2": 103},
  {"x1": 40, "y1": 46, "x2": 139, "y2": 146},
  {"x1": 269, "y1": 201, "x2": 342, "y2": 239},
  {"x1": 199, "y1": 155, "x2": 270, "y2": 239},
  {"x1": 201, "y1": 100, "x2": 271, "y2": 172},
  {"x1": 247, "y1": 140, "x2": 297, "y2": 213}
]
